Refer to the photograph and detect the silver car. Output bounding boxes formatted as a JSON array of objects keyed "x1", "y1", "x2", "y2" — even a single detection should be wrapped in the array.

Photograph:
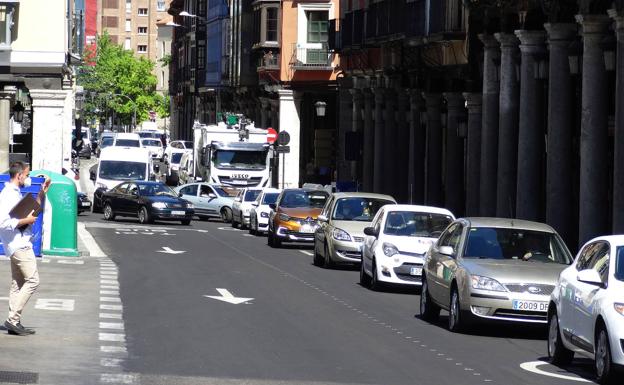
[
  {"x1": 313, "y1": 192, "x2": 396, "y2": 268},
  {"x1": 420, "y1": 217, "x2": 573, "y2": 332}
]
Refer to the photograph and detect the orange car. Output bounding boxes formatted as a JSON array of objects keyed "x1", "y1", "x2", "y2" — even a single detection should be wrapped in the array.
[{"x1": 267, "y1": 188, "x2": 329, "y2": 248}]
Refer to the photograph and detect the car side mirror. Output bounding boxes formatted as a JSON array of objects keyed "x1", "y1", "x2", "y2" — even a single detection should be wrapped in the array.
[
  {"x1": 318, "y1": 214, "x2": 328, "y2": 223},
  {"x1": 363, "y1": 227, "x2": 378, "y2": 237},
  {"x1": 251, "y1": 202, "x2": 259, "y2": 207},
  {"x1": 269, "y1": 203, "x2": 276, "y2": 210},
  {"x1": 577, "y1": 269, "x2": 604, "y2": 287},
  {"x1": 178, "y1": 192, "x2": 184, "y2": 197},
  {"x1": 438, "y1": 246, "x2": 454, "y2": 257}
]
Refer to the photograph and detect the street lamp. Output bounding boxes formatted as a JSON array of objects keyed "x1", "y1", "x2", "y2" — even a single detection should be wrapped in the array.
[{"x1": 315, "y1": 101, "x2": 327, "y2": 117}]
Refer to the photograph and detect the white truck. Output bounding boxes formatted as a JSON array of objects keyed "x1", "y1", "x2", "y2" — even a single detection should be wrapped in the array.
[{"x1": 190, "y1": 119, "x2": 273, "y2": 189}]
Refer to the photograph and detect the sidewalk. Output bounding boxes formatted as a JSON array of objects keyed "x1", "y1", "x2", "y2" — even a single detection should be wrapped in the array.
[{"x1": 0, "y1": 223, "x2": 131, "y2": 385}]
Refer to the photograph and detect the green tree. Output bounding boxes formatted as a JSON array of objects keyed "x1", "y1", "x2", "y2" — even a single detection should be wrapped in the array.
[{"x1": 78, "y1": 33, "x2": 169, "y2": 128}]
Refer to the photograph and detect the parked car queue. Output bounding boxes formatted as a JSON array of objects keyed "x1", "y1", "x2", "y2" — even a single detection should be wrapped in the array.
[{"x1": 92, "y1": 181, "x2": 623, "y2": 384}]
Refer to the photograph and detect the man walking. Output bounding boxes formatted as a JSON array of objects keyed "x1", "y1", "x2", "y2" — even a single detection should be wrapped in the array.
[{"x1": 0, "y1": 162, "x2": 50, "y2": 336}]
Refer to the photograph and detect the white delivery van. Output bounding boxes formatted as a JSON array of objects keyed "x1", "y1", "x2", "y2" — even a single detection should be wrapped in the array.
[
  {"x1": 112, "y1": 133, "x2": 142, "y2": 148},
  {"x1": 91, "y1": 146, "x2": 155, "y2": 212}
]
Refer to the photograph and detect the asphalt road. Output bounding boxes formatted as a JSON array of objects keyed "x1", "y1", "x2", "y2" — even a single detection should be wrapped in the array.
[{"x1": 81, "y1": 213, "x2": 599, "y2": 385}]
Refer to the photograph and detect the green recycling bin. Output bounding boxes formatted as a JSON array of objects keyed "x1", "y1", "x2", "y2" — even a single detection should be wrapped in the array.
[{"x1": 30, "y1": 170, "x2": 79, "y2": 257}]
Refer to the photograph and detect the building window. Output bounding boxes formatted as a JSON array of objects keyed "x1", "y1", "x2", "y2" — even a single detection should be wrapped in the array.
[
  {"x1": 124, "y1": 38, "x2": 131, "y2": 50},
  {"x1": 160, "y1": 71, "x2": 165, "y2": 88},
  {"x1": 138, "y1": 26, "x2": 147, "y2": 34},
  {"x1": 0, "y1": 4, "x2": 16, "y2": 48},
  {"x1": 138, "y1": 8, "x2": 148, "y2": 16},
  {"x1": 137, "y1": 45, "x2": 147, "y2": 53},
  {"x1": 307, "y1": 11, "x2": 328, "y2": 43},
  {"x1": 104, "y1": 0, "x2": 120, "y2": 9},
  {"x1": 125, "y1": 19, "x2": 131, "y2": 32},
  {"x1": 266, "y1": 7, "x2": 278, "y2": 42},
  {"x1": 125, "y1": 0, "x2": 131, "y2": 13},
  {"x1": 157, "y1": 0, "x2": 166, "y2": 12}
]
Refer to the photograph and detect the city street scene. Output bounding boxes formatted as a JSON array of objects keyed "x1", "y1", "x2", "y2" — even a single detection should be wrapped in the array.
[{"x1": 1, "y1": 1, "x2": 624, "y2": 385}]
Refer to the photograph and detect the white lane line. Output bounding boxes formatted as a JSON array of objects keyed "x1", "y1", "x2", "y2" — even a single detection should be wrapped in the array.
[
  {"x1": 101, "y1": 285, "x2": 119, "y2": 290},
  {"x1": 100, "y1": 280, "x2": 117, "y2": 285},
  {"x1": 520, "y1": 361, "x2": 591, "y2": 383},
  {"x1": 58, "y1": 260, "x2": 85, "y2": 265},
  {"x1": 100, "y1": 358, "x2": 123, "y2": 367},
  {"x1": 242, "y1": 234, "x2": 254, "y2": 237},
  {"x1": 100, "y1": 322, "x2": 124, "y2": 330},
  {"x1": 100, "y1": 313, "x2": 123, "y2": 319},
  {"x1": 100, "y1": 373, "x2": 137, "y2": 384},
  {"x1": 100, "y1": 304, "x2": 122, "y2": 311},
  {"x1": 100, "y1": 291, "x2": 119, "y2": 295},
  {"x1": 77, "y1": 222, "x2": 107, "y2": 257},
  {"x1": 99, "y1": 333, "x2": 125, "y2": 342},
  {"x1": 100, "y1": 297, "x2": 121, "y2": 303},
  {"x1": 299, "y1": 250, "x2": 313, "y2": 256},
  {"x1": 100, "y1": 346, "x2": 127, "y2": 354}
]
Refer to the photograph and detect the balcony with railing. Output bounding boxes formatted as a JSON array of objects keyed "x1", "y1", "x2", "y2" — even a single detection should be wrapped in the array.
[
  {"x1": 257, "y1": 52, "x2": 280, "y2": 72},
  {"x1": 290, "y1": 43, "x2": 333, "y2": 71}
]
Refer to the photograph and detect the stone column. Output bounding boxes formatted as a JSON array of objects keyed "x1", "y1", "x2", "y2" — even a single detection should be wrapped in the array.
[
  {"x1": 545, "y1": 23, "x2": 577, "y2": 245},
  {"x1": 408, "y1": 90, "x2": 425, "y2": 204},
  {"x1": 0, "y1": 91, "x2": 13, "y2": 171},
  {"x1": 350, "y1": 88, "x2": 363, "y2": 184},
  {"x1": 278, "y1": 90, "x2": 301, "y2": 188},
  {"x1": 494, "y1": 33, "x2": 520, "y2": 218},
  {"x1": 443, "y1": 92, "x2": 466, "y2": 215},
  {"x1": 373, "y1": 88, "x2": 385, "y2": 193},
  {"x1": 396, "y1": 89, "x2": 410, "y2": 202},
  {"x1": 362, "y1": 89, "x2": 375, "y2": 192},
  {"x1": 478, "y1": 34, "x2": 500, "y2": 216},
  {"x1": 463, "y1": 93, "x2": 482, "y2": 216},
  {"x1": 383, "y1": 89, "x2": 397, "y2": 196},
  {"x1": 577, "y1": 15, "x2": 611, "y2": 245},
  {"x1": 611, "y1": 12, "x2": 624, "y2": 234},
  {"x1": 30, "y1": 89, "x2": 70, "y2": 172},
  {"x1": 422, "y1": 93, "x2": 443, "y2": 207},
  {"x1": 515, "y1": 30, "x2": 547, "y2": 221}
]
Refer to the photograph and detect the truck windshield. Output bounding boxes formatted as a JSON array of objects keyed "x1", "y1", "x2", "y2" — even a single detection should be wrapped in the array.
[
  {"x1": 213, "y1": 150, "x2": 266, "y2": 170},
  {"x1": 99, "y1": 161, "x2": 146, "y2": 181}
]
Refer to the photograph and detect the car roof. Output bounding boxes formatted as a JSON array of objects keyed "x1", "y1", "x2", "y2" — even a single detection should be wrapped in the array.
[
  {"x1": 332, "y1": 192, "x2": 396, "y2": 202},
  {"x1": 134, "y1": 181, "x2": 164, "y2": 186},
  {"x1": 282, "y1": 188, "x2": 328, "y2": 193},
  {"x1": 385, "y1": 204, "x2": 455, "y2": 217},
  {"x1": 582, "y1": 235, "x2": 624, "y2": 246},
  {"x1": 462, "y1": 217, "x2": 556, "y2": 232},
  {"x1": 99, "y1": 146, "x2": 150, "y2": 159},
  {"x1": 262, "y1": 188, "x2": 282, "y2": 194},
  {"x1": 115, "y1": 133, "x2": 140, "y2": 139}
]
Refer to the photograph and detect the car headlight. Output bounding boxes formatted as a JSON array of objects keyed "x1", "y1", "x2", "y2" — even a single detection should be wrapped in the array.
[
  {"x1": 382, "y1": 242, "x2": 399, "y2": 257},
  {"x1": 279, "y1": 213, "x2": 291, "y2": 222},
  {"x1": 96, "y1": 183, "x2": 108, "y2": 190},
  {"x1": 614, "y1": 303, "x2": 624, "y2": 316},
  {"x1": 152, "y1": 202, "x2": 167, "y2": 209},
  {"x1": 471, "y1": 275, "x2": 507, "y2": 292},
  {"x1": 261, "y1": 212, "x2": 269, "y2": 218},
  {"x1": 333, "y1": 228, "x2": 352, "y2": 241},
  {"x1": 186, "y1": 203, "x2": 194, "y2": 209}
]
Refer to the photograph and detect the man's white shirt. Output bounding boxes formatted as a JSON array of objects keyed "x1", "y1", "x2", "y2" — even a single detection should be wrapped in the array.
[{"x1": 0, "y1": 182, "x2": 33, "y2": 257}]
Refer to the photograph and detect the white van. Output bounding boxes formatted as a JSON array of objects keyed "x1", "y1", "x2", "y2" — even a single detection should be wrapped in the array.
[
  {"x1": 92, "y1": 146, "x2": 156, "y2": 212},
  {"x1": 112, "y1": 133, "x2": 142, "y2": 148}
]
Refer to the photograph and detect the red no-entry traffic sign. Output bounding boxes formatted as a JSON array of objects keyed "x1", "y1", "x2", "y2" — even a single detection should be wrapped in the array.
[{"x1": 267, "y1": 127, "x2": 277, "y2": 144}]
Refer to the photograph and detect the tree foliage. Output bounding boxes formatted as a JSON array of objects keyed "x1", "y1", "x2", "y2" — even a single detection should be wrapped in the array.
[{"x1": 78, "y1": 33, "x2": 169, "y2": 127}]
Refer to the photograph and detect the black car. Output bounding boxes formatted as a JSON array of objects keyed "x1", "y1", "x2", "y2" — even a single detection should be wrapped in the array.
[
  {"x1": 100, "y1": 181, "x2": 194, "y2": 225},
  {"x1": 77, "y1": 192, "x2": 92, "y2": 214}
]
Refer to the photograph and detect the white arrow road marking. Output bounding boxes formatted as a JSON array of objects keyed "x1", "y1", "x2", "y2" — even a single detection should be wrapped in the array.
[
  {"x1": 299, "y1": 250, "x2": 313, "y2": 256},
  {"x1": 519, "y1": 361, "x2": 592, "y2": 382},
  {"x1": 203, "y1": 288, "x2": 254, "y2": 304},
  {"x1": 157, "y1": 247, "x2": 185, "y2": 254}
]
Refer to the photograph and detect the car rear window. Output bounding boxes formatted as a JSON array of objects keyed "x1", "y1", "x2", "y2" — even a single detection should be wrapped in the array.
[
  {"x1": 244, "y1": 190, "x2": 261, "y2": 202},
  {"x1": 616, "y1": 246, "x2": 624, "y2": 282},
  {"x1": 116, "y1": 139, "x2": 140, "y2": 147}
]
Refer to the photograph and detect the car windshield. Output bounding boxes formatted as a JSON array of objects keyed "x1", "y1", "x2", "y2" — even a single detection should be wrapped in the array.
[
  {"x1": 116, "y1": 139, "x2": 140, "y2": 147},
  {"x1": 138, "y1": 183, "x2": 177, "y2": 197},
  {"x1": 263, "y1": 193, "x2": 279, "y2": 205},
  {"x1": 616, "y1": 246, "x2": 624, "y2": 282},
  {"x1": 137, "y1": 132, "x2": 151, "y2": 138},
  {"x1": 183, "y1": 141, "x2": 193, "y2": 149},
  {"x1": 213, "y1": 150, "x2": 266, "y2": 170},
  {"x1": 142, "y1": 139, "x2": 161, "y2": 147},
  {"x1": 333, "y1": 197, "x2": 394, "y2": 222},
  {"x1": 244, "y1": 190, "x2": 261, "y2": 202},
  {"x1": 463, "y1": 227, "x2": 572, "y2": 264},
  {"x1": 101, "y1": 137, "x2": 114, "y2": 147},
  {"x1": 98, "y1": 161, "x2": 146, "y2": 181},
  {"x1": 384, "y1": 212, "x2": 453, "y2": 237},
  {"x1": 171, "y1": 153, "x2": 184, "y2": 164},
  {"x1": 280, "y1": 190, "x2": 328, "y2": 208}
]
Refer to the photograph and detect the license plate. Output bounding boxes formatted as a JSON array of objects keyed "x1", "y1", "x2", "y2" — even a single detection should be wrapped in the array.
[
  {"x1": 300, "y1": 225, "x2": 315, "y2": 233},
  {"x1": 410, "y1": 267, "x2": 422, "y2": 276},
  {"x1": 81, "y1": 202, "x2": 91, "y2": 207},
  {"x1": 171, "y1": 210, "x2": 186, "y2": 216},
  {"x1": 512, "y1": 300, "x2": 548, "y2": 312}
]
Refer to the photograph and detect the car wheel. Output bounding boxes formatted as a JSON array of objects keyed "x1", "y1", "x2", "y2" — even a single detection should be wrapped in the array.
[
  {"x1": 138, "y1": 206, "x2": 151, "y2": 224},
  {"x1": 267, "y1": 229, "x2": 274, "y2": 247},
  {"x1": 419, "y1": 275, "x2": 440, "y2": 322},
  {"x1": 547, "y1": 311, "x2": 574, "y2": 365},
  {"x1": 359, "y1": 258, "x2": 371, "y2": 287},
  {"x1": 595, "y1": 325, "x2": 615, "y2": 384},
  {"x1": 313, "y1": 239, "x2": 324, "y2": 267},
  {"x1": 249, "y1": 217, "x2": 256, "y2": 235},
  {"x1": 103, "y1": 203, "x2": 115, "y2": 221},
  {"x1": 181, "y1": 219, "x2": 191, "y2": 226},
  {"x1": 323, "y1": 243, "x2": 333, "y2": 269},
  {"x1": 370, "y1": 260, "x2": 383, "y2": 291},
  {"x1": 221, "y1": 207, "x2": 232, "y2": 223},
  {"x1": 448, "y1": 287, "x2": 467, "y2": 333},
  {"x1": 231, "y1": 213, "x2": 239, "y2": 228}
]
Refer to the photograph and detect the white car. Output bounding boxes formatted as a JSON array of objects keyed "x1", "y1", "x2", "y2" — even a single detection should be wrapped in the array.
[
  {"x1": 361, "y1": 205, "x2": 455, "y2": 290},
  {"x1": 164, "y1": 140, "x2": 193, "y2": 163},
  {"x1": 231, "y1": 187, "x2": 262, "y2": 229},
  {"x1": 248, "y1": 188, "x2": 281, "y2": 235},
  {"x1": 165, "y1": 148, "x2": 187, "y2": 185},
  {"x1": 548, "y1": 235, "x2": 624, "y2": 384},
  {"x1": 112, "y1": 132, "x2": 142, "y2": 148},
  {"x1": 141, "y1": 138, "x2": 164, "y2": 160}
]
